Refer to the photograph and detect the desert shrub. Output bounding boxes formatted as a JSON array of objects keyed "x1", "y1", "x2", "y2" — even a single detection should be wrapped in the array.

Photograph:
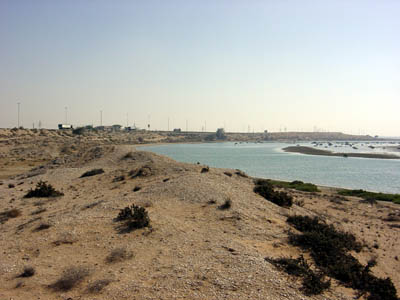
[
  {"x1": 235, "y1": 169, "x2": 248, "y2": 178},
  {"x1": 116, "y1": 204, "x2": 150, "y2": 230},
  {"x1": 266, "y1": 179, "x2": 320, "y2": 193},
  {"x1": 0, "y1": 208, "x2": 21, "y2": 224},
  {"x1": 129, "y1": 166, "x2": 152, "y2": 178},
  {"x1": 31, "y1": 208, "x2": 47, "y2": 215},
  {"x1": 112, "y1": 175, "x2": 125, "y2": 182},
  {"x1": 8, "y1": 183, "x2": 15, "y2": 188},
  {"x1": 286, "y1": 215, "x2": 397, "y2": 300},
  {"x1": 122, "y1": 152, "x2": 135, "y2": 159},
  {"x1": 266, "y1": 256, "x2": 330, "y2": 295},
  {"x1": 80, "y1": 169, "x2": 104, "y2": 178},
  {"x1": 254, "y1": 180, "x2": 293, "y2": 207},
  {"x1": 133, "y1": 186, "x2": 141, "y2": 192},
  {"x1": 72, "y1": 127, "x2": 84, "y2": 135},
  {"x1": 218, "y1": 199, "x2": 232, "y2": 210},
  {"x1": 224, "y1": 171, "x2": 232, "y2": 177},
  {"x1": 33, "y1": 223, "x2": 52, "y2": 232},
  {"x1": 49, "y1": 266, "x2": 90, "y2": 292},
  {"x1": 106, "y1": 247, "x2": 133, "y2": 263},
  {"x1": 86, "y1": 279, "x2": 112, "y2": 294},
  {"x1": 163, "y1": 178, "x2": 170, "y2": 182},
  {"x1": 17, "y1": 266, "x2": 35, "y2": 278},
  {"x1": 201, "y1": 166, "x2": 209, "y2": 173},
  {"x1": 24, "y1": 181, "x2": 63, "y2": 198}
]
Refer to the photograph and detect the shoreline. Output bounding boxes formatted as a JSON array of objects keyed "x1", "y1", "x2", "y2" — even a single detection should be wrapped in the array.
[{"x1": 283, "y1": 146, "x2": 400, "y2": 160}]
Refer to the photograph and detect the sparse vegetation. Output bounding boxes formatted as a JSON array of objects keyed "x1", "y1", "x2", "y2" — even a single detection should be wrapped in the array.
[
  {"x1": 235, "y1": 169, "x2": 248, "y2": 178},
  {"x1": 112, "y1": 175, "x2": 125, "y2": 182},
  {"x1": 72, "y1": 127, "x2": 84, "y2": 135},
  {"x1": 106, "y1": 247, "x2": 133, "y2": 263},
  {"x1": 254, "y1": 179, "x2": 293, "y2": 207},
  {"x1": 31, "y1": 207, "x2": 46, "y2": 215},
  {"x1": 24, "y1": 181, "x2": 64, "y2": 198},
  {"x1": 0, "y1": 208, "x2": 21, "y2": 224},
  {"x1": 338, "y1": 189, "x2": 400, "y2": 204},
  {"x1": 129, "y1": 166, "x2": 152, "y2": 178},
  {"x1": 86, "y1": 279, "x2": 112, "y2": 294},
  {"x1": 218, "y1": 199, "x2": 232, "y2": 210},
  {"x1": 201, "y1": 166, "x2": 209, "y2": 173},
  {"x1": 223, "y1": 171, "x2": 232, "y2": 177},
  {"x1": 33, "y1": 223, "x2": 51, "y2": 232},
  {"x1": 266, "y1": 256, "x2": 330, "y2": 295},
  {"x1": 80, "y1": 168, "x2": 104, "y2": 178},
  {"x1": 116, "y1": 204, "x2": 150, "y2": 231},
  {"x1": 122, "y1": 151, "x2": 135, "y2": 159},
  {"x1": 286, "y1": 215, "x2": 398, "y2": 300},
  {"x1": 133, "y1": 186, "x2": 141, "y2": 192},
  {"x1": 49, "y1": 266, "x2": 90, "y2": 292},
  {"x1": 8, "y1": 183, "x2": 15, "y2": 188},
  {"x1": 17, "y1": 266, "x2": 35, "y2": 278},
  {"x1": 82, "y1": 200, "x2": 104, "y2": 210},
  {"x1": 268, "y1": 179, "x2": 320, "y2": 193}
]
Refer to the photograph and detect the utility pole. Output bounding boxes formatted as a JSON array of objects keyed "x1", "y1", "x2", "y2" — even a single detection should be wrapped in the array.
[
  {"x1": 186, "y1": 120, "x2": 188, "y2": 132},
  {"x1": 17, "y1": 102, "x2": 20, "y2": 128},
  {"x1": 168, "y1": 117, "x2": 170, "y2": 131},
  {"x1": 100, "y1": 110, "x2": 103, "y2": 126}
]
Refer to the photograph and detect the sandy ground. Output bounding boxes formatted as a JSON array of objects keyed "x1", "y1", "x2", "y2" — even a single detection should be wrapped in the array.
[{"x1": 0, "y1": 129, "x2": 399, "y2": 300}]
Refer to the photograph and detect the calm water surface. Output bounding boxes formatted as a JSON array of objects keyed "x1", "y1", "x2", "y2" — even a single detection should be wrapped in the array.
[{"x1": 142, "y1": 142, "x2": 400, "y2": 194}]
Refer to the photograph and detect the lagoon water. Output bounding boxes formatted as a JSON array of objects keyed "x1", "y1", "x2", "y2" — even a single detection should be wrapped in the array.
[{"x1": 142, "y1": 142, "x2": 400, "y2": 194}]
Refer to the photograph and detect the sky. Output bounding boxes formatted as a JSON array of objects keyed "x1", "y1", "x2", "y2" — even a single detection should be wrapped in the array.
[{"x1": 0, "y1": 0, "x2": 399, "y2": 136}]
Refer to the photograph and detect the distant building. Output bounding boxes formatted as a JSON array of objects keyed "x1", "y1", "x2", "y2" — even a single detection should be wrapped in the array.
[
  {"x1": 58, "y1": 124, "x2": 73, "y2": 130},
  {"x1": 173, "y1": 128, "x2": 181, "y2": 133}
]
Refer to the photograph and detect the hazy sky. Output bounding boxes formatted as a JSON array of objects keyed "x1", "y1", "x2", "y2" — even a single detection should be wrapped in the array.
[{"x1": 1, "y1": 1, "x2": 399, "y2": 136}]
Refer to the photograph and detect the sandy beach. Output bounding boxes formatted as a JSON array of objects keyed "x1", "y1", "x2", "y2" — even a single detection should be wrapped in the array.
[{"x1": 283, "y1": 146, "x2": 400, "y2": 159}]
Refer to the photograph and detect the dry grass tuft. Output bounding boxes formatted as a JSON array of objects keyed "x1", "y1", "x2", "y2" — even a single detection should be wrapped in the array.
[
  {"x1": 17, "y1": 266, "x2": 35, "y2": 278},
  {"x1": 106, "y1": 248, "x2": 133, "y2": 264},
  {"x1": 48, "y1": 266, "x2": 90, "y2": 292},
  {"x1": 86, "y1": 279, "x2": 112, "y2": 294}
]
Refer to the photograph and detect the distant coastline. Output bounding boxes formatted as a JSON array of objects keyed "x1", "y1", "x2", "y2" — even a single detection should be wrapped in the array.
[{"x1": 283, "y1": 146, "x2": 400, "y2": 159}]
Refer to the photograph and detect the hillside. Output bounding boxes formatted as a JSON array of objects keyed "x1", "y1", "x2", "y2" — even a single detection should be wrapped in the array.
[{"x1": 0, "y1": 138, "x2": 399, "y2": 299}]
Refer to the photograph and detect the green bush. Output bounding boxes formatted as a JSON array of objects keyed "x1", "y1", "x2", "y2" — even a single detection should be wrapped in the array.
[
  {"x1": 338, "y1": 189, "x2": 400, "y2": 204},
  {"x1": 254, "y1": 180, "x2": 293, "y2": 207}
]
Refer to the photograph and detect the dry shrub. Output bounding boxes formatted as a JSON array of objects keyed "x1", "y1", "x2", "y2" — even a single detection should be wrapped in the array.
[
  {"x1": 133, "y1": 186, "x2": 141, "y2": 192},
  {"x1": 201, "y1": 166, "x2": 209, "y2": 173},
  {"x1": 106, "y1": 248, "x2": 133, "y2": 264},
  {"x1": 24, "y1": 181, "x2": 63, "y2": 198},
  {"x1": 116, "y1": 204, "x2": 150, "y2": 232},
  {"x1": 86, "y1": 279, "x2": 112, "y2": 294},
  {"x1": 0, "y1": 208, "x2": 21, "y2": 224},
  {"x1": 223, "y1": 171, "x2": 232, "y2": 177},
  {"x1": 218, "y1": 199, "x2": 232, "y2": 210},
  {"x1": 80, "y1": 168, "x2": 104, "y2": 178},
  {"x1": 266, "y1": 256, "x2": 330, "y2": 295},
  {"x1": 49, "y1": 266, "x2": 90, "y2": 292},
  {"x1": 53, "y1": 232, "x2": 77, "y2": 246},
  {"x1": 129, "y1": 166, "x2": 152, "y2": 178},
  {"x1": 33, "y1": 223, "x2": 51, "y2": 232},
  {"x1": 287, "y1": 215, "x2": 397, "y2": 300},
  {"x1": 17, "y1": 266, "x2": 35, "y2": 278}
]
